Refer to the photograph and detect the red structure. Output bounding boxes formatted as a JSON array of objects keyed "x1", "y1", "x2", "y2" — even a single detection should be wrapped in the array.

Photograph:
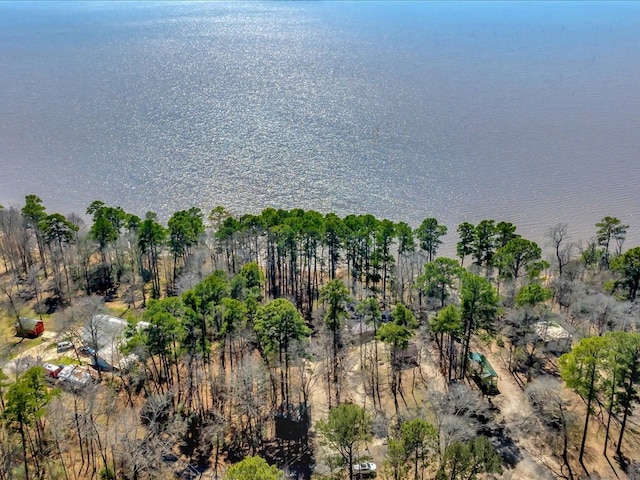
[{"x1": 15, "y1": 317, "x2": 45, "y2": 338}]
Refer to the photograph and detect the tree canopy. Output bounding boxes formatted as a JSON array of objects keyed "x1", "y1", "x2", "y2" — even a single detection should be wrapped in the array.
[
  {"x1": 316, "y1": 403, "x2": 372, "y2": 480},
  {"x1": 611, "y1": 246, "x2": 640, "y2": 299},
  {"x1": 224, "y1": 456, "x2": 282, "y2": 480}
]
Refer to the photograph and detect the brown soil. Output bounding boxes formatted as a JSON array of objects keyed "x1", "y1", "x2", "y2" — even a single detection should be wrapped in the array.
[
  {"x1": 311, "y1": 337, "x2": 449, "y2": 477},
  {"x1": 475, "y1": 338, "x2": 638, "y2": 480}
]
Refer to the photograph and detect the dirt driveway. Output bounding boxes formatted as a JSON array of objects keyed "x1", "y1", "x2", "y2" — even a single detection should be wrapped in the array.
[
  {"x1": 3, "y1": 330, "x2": 62, "y2": 377},
  {"x1": 472, "y1": 341, "x2": 554, "y2": 480}
]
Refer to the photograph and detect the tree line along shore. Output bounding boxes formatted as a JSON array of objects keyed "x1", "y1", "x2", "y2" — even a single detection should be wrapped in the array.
[{"x1": 1, "y1": 194, "x2": 639, "y2": 480}]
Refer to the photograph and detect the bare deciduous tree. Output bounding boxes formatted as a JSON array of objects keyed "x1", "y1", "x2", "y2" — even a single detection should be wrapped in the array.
[
  {"x1": 526, "y1": 376, "x2": 577, "y2": 480},
  {"x1": 546, "y1": 223, "x2": 574, "y2": 278},
  {"x1": 427, "y1": 383, "x2": 491, "y2": 461}
]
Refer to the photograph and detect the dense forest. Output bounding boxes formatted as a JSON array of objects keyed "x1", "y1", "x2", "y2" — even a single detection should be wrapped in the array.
[{"x1": 1, "y1": 195, "x2": 640, "y2": 480}]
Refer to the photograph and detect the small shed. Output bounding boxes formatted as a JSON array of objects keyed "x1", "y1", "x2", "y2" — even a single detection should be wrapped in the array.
[
  {"x1": 275, "y1": 403, "x2": 311, "y2": 441},
  {"x1": 15, "y1": 317, "x2": 45, "y2": 338},
  {"x1": 394, "y1": 342, "x2": 420, "y2": 369},
  {"x1": 468, "y1": 352, "x2": 499, "y2": 396},
  {"x1": 534, "y1": 321, "x2": 572, "y2": 354},
  {"x1": 350, "y1": 320, "x2": 376, "y2": 343}
]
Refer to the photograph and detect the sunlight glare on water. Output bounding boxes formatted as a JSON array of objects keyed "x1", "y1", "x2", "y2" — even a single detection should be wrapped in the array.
[{"x1": 0, "y1": 1, "x2": 639, "y2": 249}]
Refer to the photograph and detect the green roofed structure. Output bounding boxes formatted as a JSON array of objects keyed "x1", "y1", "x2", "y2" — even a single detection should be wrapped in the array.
[{"x1": 468, "y1": 352, "x2": 499, "y2": 396}]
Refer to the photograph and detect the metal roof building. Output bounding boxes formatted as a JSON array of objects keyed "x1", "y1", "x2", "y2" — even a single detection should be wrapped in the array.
[{"x1": 81, "y1": 315, "x2": 128, "y2": 350}]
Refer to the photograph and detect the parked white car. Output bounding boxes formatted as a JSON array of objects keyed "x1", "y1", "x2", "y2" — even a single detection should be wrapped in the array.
[
  {"x1": 352, "y1": 462, "x2": 377, "y2": 478},
  {"x1": 56, "y1": 341, "x2": 74, "y2": 353}
]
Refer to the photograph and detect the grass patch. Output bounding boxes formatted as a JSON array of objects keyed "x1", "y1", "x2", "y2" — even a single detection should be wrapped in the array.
[
  {"x1": 1, "y1": 336, "x2": 45, "y2": 361},
  {"x1": 55, "y1": 355, "x2": 80, "y2": 366},
  {"x1": 107, "y1": 303, "x2": 133, "y2": 318},
  {"x1": 0, "y1": 313, "x2": 16, "y2": 339}
]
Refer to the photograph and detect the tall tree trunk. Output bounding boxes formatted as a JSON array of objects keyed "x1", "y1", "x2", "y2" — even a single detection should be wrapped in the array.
[
  {"x1": 19, "y1": 422, "x2": 30, "y2": 480},
  {"x1": 616, "y1": 367, "x2": 637, "y2": 458},
  {"x1": 579, "y1": 364, "x2": 597, "y2": 470},
  {"x1": 604, "y1": 368, "x2": 616, "y2": 456},
  {"x1": 460, "y1": 311, "x2": 474, "y2": 380},
  {"x1": 562, "y1": 411, "x2": 574, "y2": 480}
]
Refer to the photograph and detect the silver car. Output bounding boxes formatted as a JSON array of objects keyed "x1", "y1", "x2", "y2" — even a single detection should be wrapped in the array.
[{"x1": 352, "y1": 462, "x2": 377, "y2": 478}]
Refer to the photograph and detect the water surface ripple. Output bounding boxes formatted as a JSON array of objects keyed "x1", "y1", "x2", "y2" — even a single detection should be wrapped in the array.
[{"x1": 1, "y1": 1, "x2": 639, "y2": 248}]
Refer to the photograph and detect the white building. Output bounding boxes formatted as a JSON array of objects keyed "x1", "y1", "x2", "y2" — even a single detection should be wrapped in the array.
[{"x1": 82, "y1": 315, "x2": 139, "y2": 372}]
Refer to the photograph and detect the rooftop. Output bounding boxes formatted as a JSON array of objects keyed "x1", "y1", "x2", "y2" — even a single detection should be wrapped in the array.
[
  {"x1": 469, "y1": 352, "x2": 498, "y2": 379},
  {"x1": 81, "y1": 315, "x2": 128, "y2": 350}
]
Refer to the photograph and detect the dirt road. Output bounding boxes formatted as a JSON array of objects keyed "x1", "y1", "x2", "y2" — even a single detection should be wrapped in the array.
[
  {"x1": 3, "y1": 330, "x2": 61, "y2": 377},
  {"x1": 473, "y1": 341, "x2": 555, "y2": 480}
]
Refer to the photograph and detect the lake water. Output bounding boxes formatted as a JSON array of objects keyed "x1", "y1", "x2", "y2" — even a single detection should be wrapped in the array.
[{"x1": 1, "y1": 1, "x2": 639, "y2": 250}]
